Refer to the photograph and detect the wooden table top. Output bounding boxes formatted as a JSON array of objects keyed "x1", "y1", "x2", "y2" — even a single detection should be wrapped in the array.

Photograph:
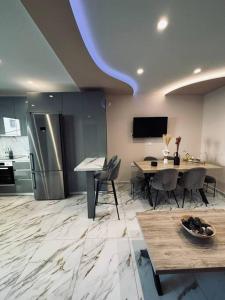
[
  {"x1": 134, "y1": 160, "x2": 221, "y2": 173},
  {"x1": 137, "y1": 209, "x2": 225, "y2": 275}
]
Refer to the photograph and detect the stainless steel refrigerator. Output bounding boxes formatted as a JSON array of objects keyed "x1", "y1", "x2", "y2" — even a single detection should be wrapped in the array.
[{"x1": 27, "y1": 113, "x2": 65, "y2": 200}]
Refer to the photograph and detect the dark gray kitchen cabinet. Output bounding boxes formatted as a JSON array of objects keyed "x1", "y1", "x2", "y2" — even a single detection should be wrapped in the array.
[
  {"x1": 14, "y1": 98, "x2": 28, "y2": 136},
  {"x1": 27, "y1": 92, "x2": 62, "y2": 113},
  {"x1": 0, "y1": 97, "x2": 27, "y2": 136},
  {"x1": 83, "y1": 92, "x2": 107, "y2": 158},
  {"x1": 13, "y1": 161, "x2": 33, "y2": 194},
  {"x1": 62, "y1": 91, "x2": 107, "y2": 192}
]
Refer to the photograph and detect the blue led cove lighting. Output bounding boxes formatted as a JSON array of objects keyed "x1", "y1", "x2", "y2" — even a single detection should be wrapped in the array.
[{"x1": 69, "y1": 0, "x2": 138, "y2": 94}]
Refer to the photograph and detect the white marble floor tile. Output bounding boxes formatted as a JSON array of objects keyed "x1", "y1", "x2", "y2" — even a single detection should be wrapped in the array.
[
  {"x1": 87, "y1": 219, "x2": 127, "y2": 239},
  {"x1": 94, "y1": 204, "x2": 125, "y2": 221},
  {"x1": 6, "y1": 239, "x2": 84, "y2": 300},
  {"x1": 72, "y1": 238, "x2": 139, "y2": 300},
  {"x1": 45, "y1": 212, "x2": 90, "y2": 240},
  {"x1": 1, "y1": 184, "x2": 225, "y2": 300},
  {"x1": 0, "y1": 241, "x2": 39, "y2": 299},
  {"x1": 29, "y1": 237, "x2": 84, "y2": 263}
]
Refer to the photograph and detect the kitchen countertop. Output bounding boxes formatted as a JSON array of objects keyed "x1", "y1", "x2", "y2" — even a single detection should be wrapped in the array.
[
  {"x1": 0, "y1": 156, "x2": 30, "y2": 163},
  {"x1": 74, "y1": 157, "x2": 105, "y2": 172}
]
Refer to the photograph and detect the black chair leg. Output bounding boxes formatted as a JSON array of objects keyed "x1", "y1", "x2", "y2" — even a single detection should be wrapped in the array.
[
  {"x1": 172, "y1": 191, "x2": 179, "y2": 208},
  {"x1": 93, "y1": 181, "x2": 100, "y2": 220},
  {"x1": 166, "y1": 191, "x2": 170, "y2": 200},
  {"x1": 182, "y1": 189, "x2": 187, "y2": 208},
  {"x1": 95, "y1": 181, "x2": 100, "y2": 205},
  {"x1": 111, "y1": 180, "x2": 120, "y2": 220},
  {"x1": 154, "y1": 190, "x2": 159, "y2": 210}
]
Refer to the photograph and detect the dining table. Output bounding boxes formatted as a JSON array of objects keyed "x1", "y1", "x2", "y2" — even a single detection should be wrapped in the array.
[{"x1": 134, "y1": 160, "x2": 221, "y2": 206}]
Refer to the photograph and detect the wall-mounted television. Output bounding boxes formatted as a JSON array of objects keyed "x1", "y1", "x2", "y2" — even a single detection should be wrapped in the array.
[{"x1": 132, "y1": 117, "x2": 168, "y2": 138}]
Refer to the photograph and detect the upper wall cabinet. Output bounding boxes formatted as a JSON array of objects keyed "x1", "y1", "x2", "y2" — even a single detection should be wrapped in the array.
[
  {"x1": 14, "y1": 98, "x2": 28, "y2": 136},
  {"x1": 27, "y1": 93, "x2": 62, "y2": 113},
  {"x1": 0, "y1": 97, "x2": 27, "y2": 136}
]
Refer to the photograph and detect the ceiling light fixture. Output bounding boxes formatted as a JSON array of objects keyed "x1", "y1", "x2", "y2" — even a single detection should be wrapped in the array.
[
  {"x1": 137, "y1": 68, "x2": 144, "y2": 75},
  {"x1": 157, "y1": 17, "x2": 169, "y2": 32},
  {"x1": 49, "y1": 94, "x2": 54, "y2": 98},
  {"x1": 193, "y1": 68, "x2": 202, "y2": 74},
  {"x1": 69, "y1": 0, "x2": 138, "y2": 95}
]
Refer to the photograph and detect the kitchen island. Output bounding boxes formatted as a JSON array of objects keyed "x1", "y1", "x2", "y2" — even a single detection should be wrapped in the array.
[{"x1": 74, "y1": 157, "x2": 105, "y2": 218}]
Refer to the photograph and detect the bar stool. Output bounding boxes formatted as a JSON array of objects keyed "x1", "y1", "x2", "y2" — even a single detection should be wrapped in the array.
[{"x1": 94, "y1": 159, "x2": 121, "y2": 220}]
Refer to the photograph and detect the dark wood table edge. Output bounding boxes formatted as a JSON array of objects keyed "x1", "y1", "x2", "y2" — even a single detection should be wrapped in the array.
[{"x1": 140, "y1": 248, "x2": 225, "y2": 296}]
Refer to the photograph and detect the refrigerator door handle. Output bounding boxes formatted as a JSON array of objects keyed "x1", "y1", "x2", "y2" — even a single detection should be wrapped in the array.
[
  {"x1": 32, "y1": 172, "x2": 36, "y2": 189},
  {"x1": 30, "y1": 153, "x2": 35, "y2": 171}
]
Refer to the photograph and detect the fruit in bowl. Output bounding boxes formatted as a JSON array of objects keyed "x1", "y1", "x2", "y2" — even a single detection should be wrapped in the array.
[{"x1": 181, "y1": 215, "x2": 215, "y2": 238}]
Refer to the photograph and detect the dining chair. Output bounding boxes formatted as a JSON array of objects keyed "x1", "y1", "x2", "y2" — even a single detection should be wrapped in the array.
[
  {"x1": 151, "y1": 169, "x2": 179, "y2": 209},
  {"x1": 130, "y1": 156, "x2": 157, "y2": 199},
  {"x1": 179, "y1": 167, "x2": 207, "y2": 207},
  {"x1": 94, "y1": 158, "x2": 121, "y2": 220},
  {"x1": 204, "y1": 175, "x2": 216, "y2": 197}
]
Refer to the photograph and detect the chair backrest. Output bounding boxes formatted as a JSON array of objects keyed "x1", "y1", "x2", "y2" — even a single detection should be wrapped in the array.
[
  {"x1": 108, "y1": 159, "x2": 121, "y2": 180},
  {"x1": 144, "y1": 156, "x2": 157, "y2": 161},
  {"x1": 182, "y1": 168, "x2": 206, "y2": 190},
  {"x1": 106, "y1": 155, "x2": 118, "y2": 170},
  {"x1": 152, "y1": 169, "x2": 178, "y2": 191}
]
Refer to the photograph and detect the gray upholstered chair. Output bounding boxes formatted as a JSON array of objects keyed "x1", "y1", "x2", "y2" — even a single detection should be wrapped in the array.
[
  {"x1": 179, "y1": 167, "x2": 207, "y2": 207},
  {"x1": 130, "y1": 156, "x2": 157, "y2": 199},
  {"x1": 94, "y1": 158, "x2": 121, "y2": 220},
  {"x1": 95, "y1": 155, "x2": 118, "y2": 177},
  {"x1": 205, "y1": 175, "x2": 216, "y2": 197},
  {"x1": 151, "y1": 169, "x2": 179, "y2": 209}
]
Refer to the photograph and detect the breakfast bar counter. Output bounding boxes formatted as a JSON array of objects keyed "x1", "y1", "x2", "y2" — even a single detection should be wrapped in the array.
[{"x1": 74, "y1": 157, "x2": 105, "y2": 218}]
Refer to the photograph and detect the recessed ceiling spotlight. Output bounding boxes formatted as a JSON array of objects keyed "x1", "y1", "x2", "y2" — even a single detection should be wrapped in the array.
[
  {"x1": 157, "y1": 17, "x2": 169, "y2": 32},
  {"x1": 193, "y1": 68, "x2": 202, "y2": 74},
  {"x1": 31, "y1": 104, "x2": 35, "y2": 107},
  {"x1": 49, "y1": 94, "x2": 54, "y2": 98},
  {"x1": 137, "y1": 68, "x2": 144, "y2": 75}
]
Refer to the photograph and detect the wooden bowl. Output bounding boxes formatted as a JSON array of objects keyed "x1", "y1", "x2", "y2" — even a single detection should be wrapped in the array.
[{"x1": 181, "y1": 215, "x2": 216, "y2": 239}]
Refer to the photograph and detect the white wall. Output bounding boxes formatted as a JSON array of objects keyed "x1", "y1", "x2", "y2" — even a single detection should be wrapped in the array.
[
  {"x1": 0, "y1": 136, "x2": 29, "y2": 158},
  {"x1": 107, "y1": 93, "x2": 204, "y2": 181},
  {"x1": 201, "y1": 86, "x2": 225, "y2": 192}
]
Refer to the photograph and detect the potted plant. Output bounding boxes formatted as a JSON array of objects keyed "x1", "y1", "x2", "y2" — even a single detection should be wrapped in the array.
[{"x1": 162, "y1": 134, "x2": 172, "y2": 164}]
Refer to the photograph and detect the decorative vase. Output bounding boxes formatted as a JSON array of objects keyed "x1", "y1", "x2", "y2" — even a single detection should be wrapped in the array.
[
  {"x1": 162, "y1": 148, "x2": 169, "y2": 164},
  {"x1": 174, "y1": 152, "x2": 180, "y2": 165}
]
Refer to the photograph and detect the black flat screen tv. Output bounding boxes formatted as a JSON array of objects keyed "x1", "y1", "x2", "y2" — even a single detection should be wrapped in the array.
[{"x1": 132, "y1": 117, "x2": 168, "y2": 138}]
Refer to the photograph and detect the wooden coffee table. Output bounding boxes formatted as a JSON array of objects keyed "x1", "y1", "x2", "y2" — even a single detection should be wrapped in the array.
[{"x1": 137, "y1": 209, "x2": 225, "y2": 296}]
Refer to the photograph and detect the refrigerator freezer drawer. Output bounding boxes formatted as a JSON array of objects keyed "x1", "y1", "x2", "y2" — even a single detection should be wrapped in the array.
[{"x1": 32, "y1": 171, "x2": 65, "y2": 200}]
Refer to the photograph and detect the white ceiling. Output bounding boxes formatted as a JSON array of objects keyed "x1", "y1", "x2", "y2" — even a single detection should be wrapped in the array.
[
  {"x1": 78, "y1": 0, "x2": 225, "y2": 94},
  {"x1": 0, "y1": 0, "x2": 78, "y2": 94}
]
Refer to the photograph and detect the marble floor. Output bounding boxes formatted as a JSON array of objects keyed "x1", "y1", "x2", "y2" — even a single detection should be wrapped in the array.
[{"x1": 1, "y1": 183, "x2": 225, "y2": 300}]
